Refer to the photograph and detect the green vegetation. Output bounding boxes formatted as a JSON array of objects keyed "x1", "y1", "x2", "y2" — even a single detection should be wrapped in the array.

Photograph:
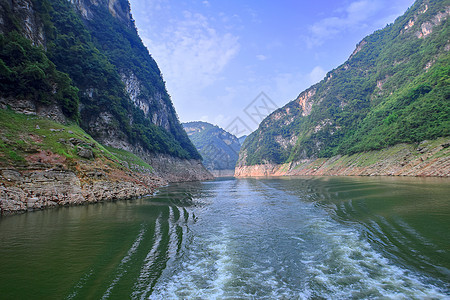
[
  {"x1": 0, "y1": 32, "x2": 79, "y2": 120},
  {"x1": 0, "y1": 108, "x2": 93, "y2": 164},
  {"x1": 0, "y1": 0, "x2": 200, "y2": 160},
  {"x1": 104, "y1": 146, "x2": 153, "y2": 172},
  {"x1": 242, "y1": 0, "x2": 450, "y2": 166},
  {"x1": 0, "y1": 108, "x2": 155, "y2": 173}
]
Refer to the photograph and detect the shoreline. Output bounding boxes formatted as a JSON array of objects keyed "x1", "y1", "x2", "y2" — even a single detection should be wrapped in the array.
[
  {"x1": 0, "y1": 158, "x2": 212, "y2": 216},
  {"x1": 0, "y1": 167, "x2": 166, "y2": 216},
  {"x1": 235, "y1": 137, "x2": 450, "y2": 178}
]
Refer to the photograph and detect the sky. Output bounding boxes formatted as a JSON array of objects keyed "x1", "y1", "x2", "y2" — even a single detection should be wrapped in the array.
[{"x1": 128, "y1": 0, "x2": 415, "y2": 136}]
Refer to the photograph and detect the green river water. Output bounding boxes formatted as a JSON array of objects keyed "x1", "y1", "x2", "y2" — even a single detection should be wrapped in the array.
[{"x1": 0, "y1": 176, "x2": 449, "y2": 299}]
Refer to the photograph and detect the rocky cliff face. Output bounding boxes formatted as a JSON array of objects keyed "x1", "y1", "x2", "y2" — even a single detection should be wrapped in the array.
[
  {"x1": 69, "y1": 0, "x2": 134, "y2": 29},
  {"x1": 236, "y1": 137, "x2": 450, "y2": 177},
  {"x1": 62, "y1": 0, "x2": 199, "y2": 160},
  {"x1": 0, "y1": 0, "x2": 45, "y2": 46},
  {"x1": 238, "y1": 0, "x2": 449, "y2": 176},
  {"x1": 0, "y1": 0, "x2": 212, "y2": 214},
  {"x1": 0, "y1": 168, "x2": 162, "y2": 215},
  {"x1": 119, "y1": 71, "x2": 172, "y2": 131}
]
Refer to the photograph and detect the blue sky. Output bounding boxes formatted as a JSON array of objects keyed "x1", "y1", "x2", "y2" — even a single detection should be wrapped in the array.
[{"x1": 129, "y1": 0, "x2": 415, "y2": 135}]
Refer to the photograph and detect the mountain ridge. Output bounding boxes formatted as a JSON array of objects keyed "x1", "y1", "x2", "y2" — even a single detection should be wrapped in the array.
[
  {"x1": 237, "y1": 0, "x2": 449, "y2": 177},
  {"x1": 183, "y1": 121, "x2": 241, "y2": 177}
]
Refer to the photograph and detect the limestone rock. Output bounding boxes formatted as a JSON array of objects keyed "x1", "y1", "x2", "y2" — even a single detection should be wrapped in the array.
[{"x1": 77, "y1": 147, "x2": 94, "y2": 159}]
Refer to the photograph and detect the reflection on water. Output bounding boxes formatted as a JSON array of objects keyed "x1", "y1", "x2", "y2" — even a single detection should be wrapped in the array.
[{"x1": 0, "y1": 177, "x2": 448, "y2": 298}]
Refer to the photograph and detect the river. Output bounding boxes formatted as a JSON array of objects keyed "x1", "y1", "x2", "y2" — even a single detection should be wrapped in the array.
[{"x1": 0, "y1": 177, "x2": 449, "y2": 299}]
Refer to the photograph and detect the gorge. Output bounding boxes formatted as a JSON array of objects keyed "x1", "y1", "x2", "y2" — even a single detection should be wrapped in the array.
[{"x1": 0, "y1": 0, "x2": 449, "y2": 298}]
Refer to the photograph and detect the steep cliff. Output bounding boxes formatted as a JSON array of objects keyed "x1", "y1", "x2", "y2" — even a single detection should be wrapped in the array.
[
  {"x1": 0, "y1": 0, "x2": 212, "y2": 214},
  {"x1": 0, "y1": 0, "x2": 212, "y2": 185},
  {"x1": 237, "y1": 0, "x2": 449, "y2": 177},
  {"x1": 183, "y1": 121, "x2": 241, "y2": 177}
]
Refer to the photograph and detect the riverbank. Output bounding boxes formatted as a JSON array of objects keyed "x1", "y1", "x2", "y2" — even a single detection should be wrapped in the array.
[
  {"x1": 235, "y1": 137, "x2": 450, "y2": 177},
  {"x1": 0, "y1": 109, "x2": 211, "y2": 215},
  {"x1": 0, "y1": 166, "x2": 165, "y2": 216}
]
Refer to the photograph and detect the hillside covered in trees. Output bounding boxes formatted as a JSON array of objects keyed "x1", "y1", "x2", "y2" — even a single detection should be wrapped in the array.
[
  {"x1": 238, "y1": 0, "x2": 449, "y2": 175},
  {"x1": 183, "y1": 121, "x2": 241, "y2": 176},
  {"x1": 0, "y1": 0, "x2": 212, "y2": 214},
  {"x1": 0, "y1": 0, "x2": 200, "y2": 160}
]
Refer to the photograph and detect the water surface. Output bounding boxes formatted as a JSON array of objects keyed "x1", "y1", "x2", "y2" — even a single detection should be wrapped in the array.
[{"x1": 0, "y1": 177, "x2": 448, "y2": 299}]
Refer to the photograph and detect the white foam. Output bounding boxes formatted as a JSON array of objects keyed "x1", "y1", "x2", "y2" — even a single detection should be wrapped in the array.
[
  {"x1": 149, "y1": 227, "x2": 237, "y2": 299},
  {"x1": 66, "y1": 269, "x2": 93, "y2": 299},
  {"x1": 302, "y1": 217, "x2": 448, "y2": 299}
]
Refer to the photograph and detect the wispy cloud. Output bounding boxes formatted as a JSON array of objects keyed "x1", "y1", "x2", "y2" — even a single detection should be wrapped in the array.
[
  {"x1": 256, "y1": 54, "x2": 268, "y2": 61},
  {"x1": 141, "y1": 10, "x2": 240, "y2": 102},
  {"x1": 306, "y1": 0, "x2": 383, "y2": 47},
  {"x1": 308, "y1": 66, "x2": 326, "y2": 84}
]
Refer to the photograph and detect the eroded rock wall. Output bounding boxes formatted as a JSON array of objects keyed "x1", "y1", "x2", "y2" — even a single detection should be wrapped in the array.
[
  {"x1": 132, "y1": 150, "x2": 213, "y2": 183},
  {"x1": 235, "y1": 137, "x2": 450, "y2": 178},
  {"x1": 0, "y1": 0, "x2": 46, "y2": 46},
  {"x1": 0, "y1": 167, "x2": 166, "y2": 215}
]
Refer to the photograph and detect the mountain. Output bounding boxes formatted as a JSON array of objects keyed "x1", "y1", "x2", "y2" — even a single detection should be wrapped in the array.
[
  {"x1": 238, "y1": 135, "x2": 247, "y2": 146},
  {"x1": 0, "y1": 0, "x2": 212, "y2": 180},
  {"x1": 236, "y1": 0, "x2": 450, "y2": 177},
  {"x1": 0, "y1": 0, "x2": 212, "y2": 214},
  {"x1": 183, "y1": 121, "x2": 241, "y2": 177}
]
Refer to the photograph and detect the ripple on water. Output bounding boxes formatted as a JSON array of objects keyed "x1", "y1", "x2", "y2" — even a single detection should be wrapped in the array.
[{"x1": 146, "y1": 179, "x2": 449, "y2": 299}]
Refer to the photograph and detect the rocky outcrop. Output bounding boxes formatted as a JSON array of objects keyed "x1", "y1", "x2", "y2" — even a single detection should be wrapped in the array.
[
  {"x1": 69, "y1": 0, "x2": 134, "y2": 29},
  {"x1": 0, "y1": 0, "x2": 45, "y2": 47},
  {"x1": 0, "y1": 97, "x2": 67, "y2": 124},
  {"x1": 0, "y1": 151, "x2": 210, "y2": 215},
  {"x1": 0, "y1": 167, "x2": 166, "y2": 215},
  {"x1": 235, "y1": 137, "x2": 450, "y2": 178},
  {"x1": 119, "y1": 71, "x2": 172, "y2": 131},
  {"x1": 297, "y1": 88, "x2": 316, "y2": 117},
  {"x1": 132, "y1": 151, "x2": 213, "y2": 183}
]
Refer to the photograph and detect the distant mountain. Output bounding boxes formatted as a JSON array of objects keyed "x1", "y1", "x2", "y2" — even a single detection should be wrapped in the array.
[
  {"x1": 237, "y1": 0, "x2": 449, "y2": 177},
  {"x1": 238, "y1": 135, "x2": 248, "y2": 145},
  {"x1": 183, "y1": 121, "x2": 241, "y2": 176}
]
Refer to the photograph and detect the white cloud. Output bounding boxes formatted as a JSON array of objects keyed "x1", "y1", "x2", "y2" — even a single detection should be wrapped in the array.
[
  {"x1": 306, "y1": 0, "x2": 383, "y2": 47},
  {"x1": 141, "y1": 11, "x2": 240, "y2": 104},
  {"x1": 256, "y1": 54, "x2": 267, "y2": 61},
  {"x1": 200, "y1": 115, "x2": 210, "y2": 122},
  {"x1": 132, "y1": 5, "x2": 241, "y2": 124},
  {"x1": 308, "y1": 66, "x2": 326, "y2": 84}
]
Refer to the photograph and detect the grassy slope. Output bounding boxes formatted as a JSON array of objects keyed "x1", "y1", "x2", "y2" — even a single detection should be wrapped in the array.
[{"x1": 0, "y1": 108, "x2": 152, "y2": 175}]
